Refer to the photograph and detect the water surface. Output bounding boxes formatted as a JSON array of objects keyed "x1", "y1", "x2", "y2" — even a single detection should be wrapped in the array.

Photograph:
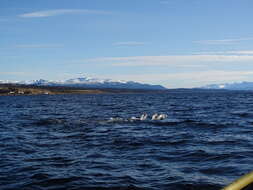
[{"x1": 1, "y1": 90, "x2": 253, "y2": 190}]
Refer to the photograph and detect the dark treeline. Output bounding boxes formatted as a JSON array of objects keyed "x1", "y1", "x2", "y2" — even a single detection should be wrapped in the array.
[{"x1": 0, "y1": 83, "x2": 167, "y2": 95}]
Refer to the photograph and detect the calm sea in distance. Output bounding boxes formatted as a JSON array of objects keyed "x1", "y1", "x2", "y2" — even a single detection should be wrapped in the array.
[{"x1": 1, "y1": 90, "x2": 253, "y2": 190}]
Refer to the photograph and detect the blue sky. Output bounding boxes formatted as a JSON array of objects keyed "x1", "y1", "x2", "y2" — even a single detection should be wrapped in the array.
[{"x1": 1, "y1": 0, "x2": 253, "y2": 88}]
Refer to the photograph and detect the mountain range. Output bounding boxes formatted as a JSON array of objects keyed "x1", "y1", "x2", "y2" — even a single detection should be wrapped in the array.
[
  {"x1": 201, "y1": 81, "x2": 253, "y2": 90},
  {"x1": 0, "y1": 77, "x2": 166, "y2": 90}
]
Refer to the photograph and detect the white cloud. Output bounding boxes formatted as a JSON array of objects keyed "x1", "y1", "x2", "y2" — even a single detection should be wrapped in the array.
[
  {"x1": 19, "y1": 9, "x2": 111, "y2": 18},
  {"x1": 79, "y1": 53, "x2": 253, "y2": 88},
  {"x1": 0, "y1": 18, "x2": 9, "y2": 22},
  {"x1": 98, "y1": 70, "x2": 253, "y2": 88},
  {"x1": 76, "y1": 52, "x2": 253, "y2": 88},
  {"x1": 83, "y1": 54, "x2": 253, "y2": 67},
  {"x1": 14, "y1": 44, "x2": 63, "y2": 48},
  {"x1": 160, "y1": 1, "x2": 170, "y2": 4},
  {"x1": 226, "y1": 50, "x2": 253, "y2": 55},
  {"x1": 2, "y1": 70, "x2": 252, "y2": 88},
  {"x1": 113, "y1": 41, "x2": 147, "y2": 46},
  {"x1": 193, "y1": 50, "x2": 253, "y2": 55},
  {"x1": 194, "y1": 37, "x2": 253, "y2": 45},
  {"x1": 0, "y1": 72, "x2": 27, "y2": 75}
]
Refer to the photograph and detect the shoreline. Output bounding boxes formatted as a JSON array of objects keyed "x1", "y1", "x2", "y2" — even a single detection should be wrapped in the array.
[{"x1": 0, "y1": 84, "x2": 166, "y2": 96}]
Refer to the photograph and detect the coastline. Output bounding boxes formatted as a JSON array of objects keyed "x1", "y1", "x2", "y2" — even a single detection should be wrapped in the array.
[{"x1": 0, "y1": 84, "x2": 165, "y2": 96}]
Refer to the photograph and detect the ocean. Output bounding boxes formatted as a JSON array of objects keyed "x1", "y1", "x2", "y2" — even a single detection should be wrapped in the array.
[{"x1": 1, "y1": 90, "x2": 253, "y2": 190}]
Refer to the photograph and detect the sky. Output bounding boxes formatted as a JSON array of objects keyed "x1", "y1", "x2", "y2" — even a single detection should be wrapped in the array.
[{"x1": 1, "y1": 0, "x2": 253, "y2": 88}]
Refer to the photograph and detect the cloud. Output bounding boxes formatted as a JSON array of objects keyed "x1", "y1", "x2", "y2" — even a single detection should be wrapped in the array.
[
  {"x1": 98, "y1": 70, "x2": 253, "y2": 88},
  {"x1": 113, "y1": 41, "x2": 147, "y2": 46},
  {"x1": 160, "y1": 1, "x2": 170, "y2": 4},
  {"x1": 83, "y1": 54, "x2": 253, "y2": 67},
  {"x1": 79, "y1": 53, "x2": 253, "y2": 87},
  {"x1": 194, "y1": 37, "x2": 253, "y2": 45},
  {"x1": 14, "y1": 44, "x2": 63, "y2": 48},
  {"x1": 19, "y1": 9, "x2": 111, "y2": 18},
  {"x1": 0, "y1": 72, "x2": 37, "y2": 78},
  {"x1": 0, "y1": 18, "x2": 9, "y2": 22},
  {"x1": 0, "y1": 72, "x2": 27, "y2": 76},
  {"x1": 226, "y1": 50, "x2": 253, "y2": 55},
  {"x1": 194, "y1": 50, "x2": 253, "y2": 55}
]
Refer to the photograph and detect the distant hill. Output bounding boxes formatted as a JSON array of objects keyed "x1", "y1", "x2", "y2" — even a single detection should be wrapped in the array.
[
  {"x1": 201, "y1": 82, "x2": 253, "y2": 90},
  {"x1": 0, "y1": 77, "x2": 167, "y2": 90}
]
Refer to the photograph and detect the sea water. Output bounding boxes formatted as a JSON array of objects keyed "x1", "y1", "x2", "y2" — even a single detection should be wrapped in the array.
[{"x1": 1, "y1": 90, "x2": 253, "y2": 190}]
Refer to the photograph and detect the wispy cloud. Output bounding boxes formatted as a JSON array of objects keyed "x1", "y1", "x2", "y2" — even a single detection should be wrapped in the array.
[
  {"x1": 81, "y1": 52, "x2": 253, "y2": 88},
  {"x1": 19, "y1": 9, "x2": 111, "y2": 18},
  {"x1": 97, "y1": 70, "x2": 253, "y2": 88},
  {"x1": 194, "y1": 37, "x2": 253, "y2": 45},
  {"x1": 113, "y1": 41, "x2": 147, "y2": 46},
  {"x1": 0, "y1": 18, "x2": 9, "y2": 22},
  {"x1": 226, "y1": 50, "x2": 253, "y2": 55},
  {"x1": 14, "y1": 44, "x2": 63, "y2": 48},
  {"x1": 160, "y1": 1, "x2": 170, "y2": 5},
  {"x1": 0, "y1": 72, "x2": 27, "y2": 76},
  {"x1": 83, "y1": 53, "x2": 253, "y2": 67},
  {"x1": 194, "y1": 50, "x2": 253, "y2": 55}
]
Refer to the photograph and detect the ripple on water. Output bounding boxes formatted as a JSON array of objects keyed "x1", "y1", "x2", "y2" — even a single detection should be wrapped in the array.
[{"x1": 1, "y1": 91, "x2": 253, "y2": 190}]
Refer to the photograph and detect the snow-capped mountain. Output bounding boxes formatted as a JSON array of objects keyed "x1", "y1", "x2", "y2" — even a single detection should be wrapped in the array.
[
  {"x1": 1, "y1": 77, "x2": 166, "y2": 90},
  {"x1": 201, "y1": 82, "x2": 253, "y2": 90}
]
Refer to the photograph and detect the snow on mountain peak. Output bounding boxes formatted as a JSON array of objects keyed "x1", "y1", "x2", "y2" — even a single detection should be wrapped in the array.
[
  {"x1": 0, "y1": 76, "x2": 167, "y2": 90},
  {"x1": 201, "y1": 81, "x2": 253, "y2": 90}
]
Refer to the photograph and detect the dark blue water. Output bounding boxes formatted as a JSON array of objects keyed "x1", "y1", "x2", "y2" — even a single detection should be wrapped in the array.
[{"x1": 1, "y1": 90, "x2": 253, "y2": 190}]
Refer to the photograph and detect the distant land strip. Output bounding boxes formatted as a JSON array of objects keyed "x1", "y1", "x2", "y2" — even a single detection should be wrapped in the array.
[{"x1": 0, "y1": 83, "x2": 166, "y2": 96}]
